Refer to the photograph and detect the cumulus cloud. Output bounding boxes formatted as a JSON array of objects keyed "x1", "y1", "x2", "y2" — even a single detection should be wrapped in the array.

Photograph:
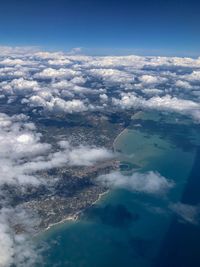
[
  {"x1": 97, "y1": 171, "x2": 174, "y2": 195},
  {"x1": 58, "y1": 140, "x2": 114, "y2": 166},
  {"x1": 0, "y1": 113, "x2": 54, "y2": 186},
  {"x1": 139, "y1": 74, "x2": 167, "y2": 85},
  {"x1": 0, "y1": 113, "x2": 113, "y2": 186},
  {"x1": 89, "y1": 68, "x2": 134, "y2": 85},
  {"x1": 146, "y1": 95, "x2": 200, "y2": 115},
  {"x1": 142, "y1": 88, "x2": 163, "y2": 96},
  {"x1": 113, "y1": 93, "x2": 200, "y2": 121},
  {"x1": 186, "y1": 71, "x2": 200, "y2": 82},
  {"x1": 0, "y1": 78, "x2": 39, "y2": 96},
  {"x1": 112, "y1": 92, "x2": 142, "y2": 109},
  {"x1": 0, "y1": 206, "x2": 42, "y2": 267},
  {"x1": 0, "y1": 46, "x2": 39, "y2": 56},
  {"x1": 175, "y1": 80, "x2": 192, "y2": 89},
  {"x1": 0, "y1": 46, "x2": 199, "y2": 119},
  {"x1": 0, "y1": 111, "x2": 114, "y2": 266},
  {"x1": 28, "y1": 96, "x2": 90, "y2": 114},
  {"x1": 48, "y1": 58, "x2": 71, "y2": 66},
  {"x1": 34, "y1": 68, "x2": 79, "y2": 80}
]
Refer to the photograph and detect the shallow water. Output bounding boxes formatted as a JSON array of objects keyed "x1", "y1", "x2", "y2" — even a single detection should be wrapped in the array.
[{"x1": 36, "y1": 111, "x2": 200, "y2": 267}]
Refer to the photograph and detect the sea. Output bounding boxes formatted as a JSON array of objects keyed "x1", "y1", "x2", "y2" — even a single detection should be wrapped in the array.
[{"x1": 35, "y1": 111, "x2": 200, "y2": 267}]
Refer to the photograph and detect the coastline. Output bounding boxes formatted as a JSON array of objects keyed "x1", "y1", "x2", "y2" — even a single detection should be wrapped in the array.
[
  {"x1": 43, "y1": 212, "x2": 80, "y2": 233},
  {"x1": 42, "y1": 126, "x2": 127, "y2": 233},
  {"x1": 90, "y1": 190, "x2": 109, "y2": 206},
  {"x1": 43, "y1": 190, "x2": 110, "y2": 233},
  {"x1": 113, "y1": 128, "x2": 127, "y2": 151}
]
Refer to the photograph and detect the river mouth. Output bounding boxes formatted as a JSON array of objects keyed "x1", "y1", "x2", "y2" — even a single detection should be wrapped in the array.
[{"x1": 35, "y1": 111, "x2": 200, "y2": 267}]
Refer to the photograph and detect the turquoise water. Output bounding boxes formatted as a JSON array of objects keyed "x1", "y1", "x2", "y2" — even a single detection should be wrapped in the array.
[{"x1": 35, "y1": 111, "x2": 200, "y2": 267}]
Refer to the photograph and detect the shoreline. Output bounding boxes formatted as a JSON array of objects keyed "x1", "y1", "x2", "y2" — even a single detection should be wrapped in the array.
[
  {"x1": 43, "y1": 212, "x2": 80, "y2": 233},
  {"x1": 43, "y1": 190, "x2": 110, "y2": 233},
  {"x1": 113, "y1": 128, "x2": 127, "y2": 151},
  {"x1": 42, "y1": 126, "x2": 127, "y2": 233}
]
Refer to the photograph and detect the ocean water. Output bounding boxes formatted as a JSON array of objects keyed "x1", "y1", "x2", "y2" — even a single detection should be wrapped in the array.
[{"x1": 35, "y1": 112, "x2": 200, "y2": 267}]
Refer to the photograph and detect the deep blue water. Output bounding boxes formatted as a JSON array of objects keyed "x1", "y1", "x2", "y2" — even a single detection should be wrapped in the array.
[{"x1": 154, "y1": 147, "x2": 200, "y2": 267}]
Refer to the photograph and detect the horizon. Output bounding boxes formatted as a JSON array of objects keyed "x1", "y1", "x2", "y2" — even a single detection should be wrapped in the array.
[{"x1": 0, "y1": 45, "x2": 200, "y2": 58}]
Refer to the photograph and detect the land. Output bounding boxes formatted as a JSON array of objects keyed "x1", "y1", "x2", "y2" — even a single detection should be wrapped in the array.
[{"x1": 6, "y1": 109, "x2": 134, "y2": 231}]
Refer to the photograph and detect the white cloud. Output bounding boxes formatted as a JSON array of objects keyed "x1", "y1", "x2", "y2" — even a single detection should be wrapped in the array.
[
  {"x1": 1, "y1": 78, "x2": 39, "y2": 95},
  {"x1": 89, "y1": 68, "x2": 134, "y2": 84},
  {"x1": 48, "y1": 58, "x2": 71, "y2": 66},
  {"x1": 0, "y1": 58, "x2": 28, "y2": 66},
  {"x1": 0, "y1": 47, "x2": 199, "y2": 120},
  {"x1": 112, "y1": 92, "x2": 142, "y2": 109},
  {"x1": 146, "y1": 95, "x2": 200, "y2": 120},
  {"x1": 113, "y1": 93, "x2": 200, "y2": 121},
  {"x1": 142, "y1": 88, "x2": 163, "y2": 96},
  {"x1": 28, "y1": 96, "x2": 89, "y2": 113},
  {"x1": 68, "y1": 47, "x2": 83, "y2": 55},
  {"x1": 139, "y1": 75, "x2": 167, "y2": 84},
  {"x1": 59, "y1": 141, "x2": 114, "y2": 166},
  {"x1": 0, "y1": 113, "x2": 113, "y2": 187},
  {"x1": 0, "y1": 46, "x2": 39, "y2": 56},
  {"x1": 186, "y1": 71, "x2": 200, "y2": 82},
  {"x1": 0, "y1": 207, "x2": 41, "y2": 267},
  {"x1": 34, "y1": 51, "x2": 65, "y2": 59},
  {"x1": 175, "y1": 80, "x2": 192, "y2": 89},
  {"x1": 99, "y1": 93, "x2": 108, "y2": 102},
  {"x1": 34, "y1": 68, "x2": 79, "y2": 80},
  {"x1": 97, "y1": 171, "x2": 174, "y2": 195}
]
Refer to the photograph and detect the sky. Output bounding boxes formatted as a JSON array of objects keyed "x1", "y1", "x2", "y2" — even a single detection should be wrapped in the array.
[{"x1": 0, "y1": 0, "x2": 200, "y2": 56}]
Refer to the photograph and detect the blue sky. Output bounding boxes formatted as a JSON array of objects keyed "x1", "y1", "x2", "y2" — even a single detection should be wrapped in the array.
[{"x1": 0, "y1": 0, "x2": 200, "y2": 56}]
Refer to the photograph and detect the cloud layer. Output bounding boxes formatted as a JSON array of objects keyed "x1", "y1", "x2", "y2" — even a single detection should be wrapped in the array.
[{"x1": 0, "y1": 48, "x2": 200, "y2": 120}]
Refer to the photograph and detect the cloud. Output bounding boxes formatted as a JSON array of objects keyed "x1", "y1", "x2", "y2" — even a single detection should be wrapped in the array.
[
  {"x1": 28, "y1": 96, "x2": 90, "y2": 114},
  {"x1": 97, "y1": 171, "x2": 174, "y2": 195},
  {"x1": 112, "y1": 92, "x2": 142, "y2": 109},
  {"x1": 0, "y1": 113, "x2": 113, "y2": 187},
  {"x1": 34, "y1": 68, "x2": 79, "y2": 80},
  {"x1": 0, "y1": 46, "x2": 199, "y2": 120},
  {"x1": 0, "y1": 113, "x2": 51, "y2": 186},
  {"x1": 58, "y1": 141, "x2": 114, "y2": 166},
  {"x1": 185, "y1": 71, "x2": 200, "y2": 82},
  {"x1": 0, "y1": 206, "x2": 41, "y2": 267},
  {"x1": 175, "y1": 80, "x2": 192, "y2": 89},
  {"x1": 48, "y1": 58, "x2": 71, "y2": 66},
  {"x1": 169, "y1": 202, "x2": 200, "y2": 224},
  {"x1": 0, "y1": 58, "x2": 28, "y2": 67},
  {"x1": 0, "y1": 112, "x2": 114, "y2": 266},
  {"x1": 0, "y1": 78, "x2": 39, "y2": 96},
  {"x1": 142, "y1": 88, "x2": 163, "y2": 96},
  {"x1": 89, "y1": 68, "x2": 134, "y2": 85},
  {"x1": 146, "y1": 95, "x2": 200, "y2": 120},
  {"x1": 68, "y1": 47, "x2": 83, "y2": 55},
  {"x1": 113, "y1": 93, "x2": 200, "y2": 121},
  {"x1": 139, "y1": 74, "x2": 167, "y2": 84},
  {"x1": 0, "y1": 46, "x2": 39, "y2": 56},
  {"x1": 99, "y1": 93, "x2": 108, "y2": 102}
]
